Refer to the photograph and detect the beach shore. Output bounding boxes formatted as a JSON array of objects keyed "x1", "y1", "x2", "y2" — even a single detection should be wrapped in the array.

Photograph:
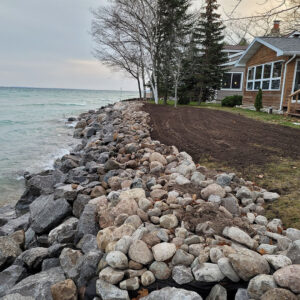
[{"x1": 0, "y1": 100, "x2": 299, "y2": 299}]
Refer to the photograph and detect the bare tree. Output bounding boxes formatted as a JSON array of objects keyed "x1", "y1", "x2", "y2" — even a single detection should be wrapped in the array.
[
  {"x1": 92, "y1": 6, "x2": 145, "y2": 98},
  {"x1": 92, "y1": 0, "x2": 164, "y2": 104},
  {"x1": 223, "y1": 0, "x2": 300, "y2": 42}
]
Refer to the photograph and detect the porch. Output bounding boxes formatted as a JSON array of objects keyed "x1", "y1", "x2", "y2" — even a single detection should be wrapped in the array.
[{"x1": 286, "y1": 89, "x2": 300, "y2": 117}]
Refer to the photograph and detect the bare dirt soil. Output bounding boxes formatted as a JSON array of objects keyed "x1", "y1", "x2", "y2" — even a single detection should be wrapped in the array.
[{"x1": 143, "y1": 103, "x2": 300, "y2": 174}]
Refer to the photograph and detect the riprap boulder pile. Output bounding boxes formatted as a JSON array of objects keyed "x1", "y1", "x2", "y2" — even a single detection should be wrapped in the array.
[{"x1": 0, "y1": 101, "x2": 299, "y2": 300}]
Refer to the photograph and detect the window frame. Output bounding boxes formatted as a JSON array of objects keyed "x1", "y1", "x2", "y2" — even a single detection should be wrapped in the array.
[
  {"x1": 221, "y1": 72, "x2": 243, "y2": 91},
  {"x1": 246, "y1": 60, "x2": 284, "y2": 92}
]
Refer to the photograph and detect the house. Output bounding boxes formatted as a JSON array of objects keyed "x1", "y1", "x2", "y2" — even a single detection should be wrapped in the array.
[
  {"x1": 236, "y1": 22, "x2": 300, "y2": 113},
  {"x1": 216, "y1": 45, "x2": 248, "y2": 101}
]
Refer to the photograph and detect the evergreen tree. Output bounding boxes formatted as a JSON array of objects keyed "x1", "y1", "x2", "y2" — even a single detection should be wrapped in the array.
[
  {"x1": 157, "y1": 0, "x2": 192, "y2": 104},
  {"x1": 193, "y1": 0, "x2": 228, "y2": 103}
]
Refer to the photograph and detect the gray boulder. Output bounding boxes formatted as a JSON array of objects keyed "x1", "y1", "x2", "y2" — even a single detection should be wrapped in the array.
[
  {"x1": 221, "y1": 196, "x2": 240, "y2": 216},
  {"x1": 75, "y1": 203, "x2": 99, "y2": 242},
  {"x1": 59, "y1": 248, "x2": 83, "y2": 283},
  {"x1": 16, "y1": 170, "x2": 65, "y2": 215},
  {"x1": 5, "y1": 267, "x2": 65, "y2": 300},
  {"x1": 216, "y1": 174, "x2": 232, "y2": 187},
  {"x1": 235, "y1": 289, "x2": 249, "y2": 300},
  {"x1": 0, "y1": 205, "x2": 16, "y2": 227},
  {"x1": 77, "y1": 251, "x2": 102, "y2": 288},
  {"x1": 76, "y1": 234, "x2": 98, "y2": 254},
  {"x1": 286, "y1": 240, "x2": 300, "y2": 263},
  {"x1": 192, "y1": 263, "x2": 225, "y2": 282},
  {"x1": 30, "y1": 195, "x2": 71, "y2": 234},
  {"x1": 0, "y1": 213, "x2": 30, "y2": 236},
  {"x1": 0, "y1": 265, "x2": 27, "y2": 297},
  {"x1": 247, "y1": 274, "x2": 277, "y2": 300},
  {"x1": 72, "y1": 194, "x2": 91, "y2": 218},
  {"x1": 172, "y1": 265, "x2": 194, "y2": 285},
  {"x1": 48, "y1": 217, "x2": 78, "y2": 245},
  {"x1": 141, "y1": 287, "x2": 202, "y2": 300},
  {"x1": 16, "y1": 247, "x2": 48, "y2": 269},
  {"x1": 96, "y1": 279, "x2": 129, "y2": 300}
]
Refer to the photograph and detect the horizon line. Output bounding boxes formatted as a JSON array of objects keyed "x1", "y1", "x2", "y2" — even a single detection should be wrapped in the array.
[{"x1": 0, "y1": 85, "x2": 139, "y2": 93}]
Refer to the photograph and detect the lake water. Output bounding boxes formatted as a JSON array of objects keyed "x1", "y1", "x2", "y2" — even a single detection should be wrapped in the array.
[{"x1": 0, "y1": 87, "x2": 138, "y2": 206}]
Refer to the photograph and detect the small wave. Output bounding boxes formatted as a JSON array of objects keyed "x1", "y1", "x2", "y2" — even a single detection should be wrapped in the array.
[
  {"x1": 18, "y1": 102, "x2": 87, "y2": 107},
  {"x1": 0, "y1": 120, "x2": 27, "y2": 126}
]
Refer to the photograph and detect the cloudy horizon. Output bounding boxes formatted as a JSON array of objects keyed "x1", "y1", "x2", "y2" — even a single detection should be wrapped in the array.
[{"x1": 0, "y1": 0, "x2": 273, "y2": 91}]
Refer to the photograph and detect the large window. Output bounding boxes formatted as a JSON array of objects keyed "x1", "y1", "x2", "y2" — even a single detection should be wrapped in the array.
[
  {"x1": 222, "y1": 72, "x2": 243, "y2": 90},
  {"x1": 247, "y1": 61, "x2": 283, "y2": 91}
]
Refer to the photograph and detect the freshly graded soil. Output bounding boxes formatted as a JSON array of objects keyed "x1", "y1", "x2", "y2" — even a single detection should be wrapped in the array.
[{"x1": 143, "y1": 103, "x2": 300, "y2": 173}]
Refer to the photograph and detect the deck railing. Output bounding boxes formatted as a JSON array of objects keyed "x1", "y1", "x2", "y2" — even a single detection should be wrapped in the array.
[{"x1": 287, "y1": 89, "x2": 300, "y2": 115}]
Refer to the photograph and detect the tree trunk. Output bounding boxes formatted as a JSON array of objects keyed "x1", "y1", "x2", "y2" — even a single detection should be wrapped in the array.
[
  {"x1": 137, "y1": 77, "x2": 142, "y2": 100},
  {"x1": 142, "y1": 68, "x2": 146, "y2": 100},
  {"x1": 174, "y1": 81, "x2": 178, "y2": 108}
]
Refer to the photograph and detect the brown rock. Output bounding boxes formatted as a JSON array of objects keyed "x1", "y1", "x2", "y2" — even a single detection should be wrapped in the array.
[
  {"x1": 128, "y1": 240, "x2": 153, "y2": 265},
  {"x1": 229, "y1": 253, "x2": 270, "y2": 281},
  {"x1": 111, "y1": 198, "x2": 138, "y2": 217},
  {"x1": 150, "y1": 189, "x2": 167, "y2": 200},
  {"x1": 261, "y1": 288, "x2": 297, "y2": 300},
  {"x1": 91, "y1": 186, "x2": 106, "y2": 198},
  {"x1": 51, "y1": 279, "x2": 77, "y2": 300},
  {"x1": 142, "y1": 232, "x2": 161, "y2": 247}
]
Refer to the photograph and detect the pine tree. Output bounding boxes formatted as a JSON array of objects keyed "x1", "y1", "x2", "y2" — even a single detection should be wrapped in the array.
[
  {"x1": 193, "y1": 0, "x2": 228, "y2": 103},
  {"x1": 157, "y1": 0, "x2": 192, "y2": 104}
]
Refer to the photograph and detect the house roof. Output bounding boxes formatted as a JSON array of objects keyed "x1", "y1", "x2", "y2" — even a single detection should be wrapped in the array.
[
  {"x1": 223, "y1": 45, "x2": 248, "y2": 51},
  {"x1": 236, "y1": 37, "x2": 300, "y2": 66}
]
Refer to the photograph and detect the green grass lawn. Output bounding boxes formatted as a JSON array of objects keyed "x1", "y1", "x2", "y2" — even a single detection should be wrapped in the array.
[{"x1": 148, "y1": 99, "x2": 300, "y2": 129}]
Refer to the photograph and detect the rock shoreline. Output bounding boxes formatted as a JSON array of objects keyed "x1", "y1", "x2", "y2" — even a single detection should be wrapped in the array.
[{"x1": 0, "y1": 100, "x2": 299, "y2": 300}]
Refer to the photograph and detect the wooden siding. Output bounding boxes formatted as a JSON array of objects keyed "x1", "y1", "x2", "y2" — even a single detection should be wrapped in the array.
[
  {"x1": 282, "y1": 59, "x2": 297, "y2": 108},
  {"x1": 242, "y1": 45, "x2": 292, "y2": 109}
]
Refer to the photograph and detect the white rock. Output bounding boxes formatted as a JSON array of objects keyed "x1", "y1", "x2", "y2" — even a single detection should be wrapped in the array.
[
  {"x1": 264, "y1": 255, "x2": 292, "y2": 270},
  {"x1": 263, "y1": 192, "x2": 280, "y2": 202},
  {"x1": 106, "y1": 251, "x2": 128, "y2": 269},
  {"x1": 192, "y1": 263, "x2": 225, "y2": 282},
  {"x1": 175, "y1": 175, "x2": 191, "y2": 185},
  {"x1": 152, "y1": 242, "x2": 176, "y2": 262},
  {"x1": 223, "y1": 226, "x2": 256, "y2": 249},
  {"x1": 217, "y1": 257, "x2": 240, "y2": 282},
  {"x1": 247, "y1": 274, "x2": 277, "y2": 299}
]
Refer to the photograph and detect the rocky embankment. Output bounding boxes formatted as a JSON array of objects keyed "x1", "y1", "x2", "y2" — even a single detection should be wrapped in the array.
[{"x1": 0, "y1": 101, "x2": 300, "y2": 300}]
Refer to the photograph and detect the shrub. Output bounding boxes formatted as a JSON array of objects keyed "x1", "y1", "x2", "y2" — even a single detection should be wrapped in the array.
[
  {"x1": 178, "y1": 94, "x2": 191, "y2": 105},
  {"x1": 221, "y1": 95, "x2": 243, "y2": 107},
  {"x1": 255, "y1": 89, "x2": 263, "y2": 112}
]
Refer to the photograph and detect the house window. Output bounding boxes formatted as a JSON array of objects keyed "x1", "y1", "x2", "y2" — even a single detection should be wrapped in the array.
[
  {"x1": 221, "y1": 72, "x2": 243, "y2": 90},
  {"x1": 247, "y1": 61, "x2": 283, "y2": 91}
]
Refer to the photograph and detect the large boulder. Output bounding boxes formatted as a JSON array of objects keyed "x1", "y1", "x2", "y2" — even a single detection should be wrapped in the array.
[
  {"x1": 201, "y1": 184, "x2": 226, "y2": 200},
  {"x1": 5, "y1": 267, "x2": 65, "y2": 300},
  {"x1": 260, "y1": 288, "x2": 298, "y2": 300},
  {"x1": 29, "y1": 195, "x2": 71, "y2": 234},
  {"x1": 128, "y1": 240, "x2": 153, "y2": 265},
  {"x1": 223, "y1": 227, "x2": 256, "y2": 249},
  {"x1": 247, "y1": 274, "x2": 277, "y2": 299},
  {"x1": 96, "y1": 279, "x2": 129, "y2": 300},
  {"x1": 16, "y1": 247, "x2": 48, "y2": 269},
  {"x1": 0, "y1": 265, "x2": 27, "y2": 297},
  {"x1": 228, "y1": 252, "x2": 270, "y2": 281},
  {"x1": 16, "y1": 170, "x2": 65, "y2": 215},
  {"x1": 0, "y1": 236, "x2": 22, "y2": 268},
  {"x1": 48, "y1": 217, "x2": 78, "y2": 245},
  {"x1": 286, "y1": 240, "x2": 300, "y2": 264},
  {"x1": 59, "y1": 248, "x2": 83, "y2": 283},
  {"x1": 152, "y1": 242, "x2": 176, "y2": 262},
  {"x1": 51, "y1": 279, "x2": 77, "y2": 300},
  {"x1": 0, "y1": 213, "x2": 30, "y2": 236},
  {"x1": 273, "y1": 265, "x2": 300, "y2": 294},
  {"x1": 192, "y1": 263, "x2": 225, "y2": 282},
  {"x1": 141, "y1": 287, "x2": 202, "y2": 300},
  {"x1": 75, "y1": 203, "x2": 99, "y2": 242}
]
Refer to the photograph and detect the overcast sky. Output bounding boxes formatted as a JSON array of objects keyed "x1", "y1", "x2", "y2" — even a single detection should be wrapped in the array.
[{"x1": 0, "y1": 0, "x2": 268, "y2": 91}]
